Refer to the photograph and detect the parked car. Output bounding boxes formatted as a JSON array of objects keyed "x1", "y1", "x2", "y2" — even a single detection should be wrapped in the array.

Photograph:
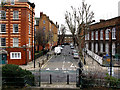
[
  {"x1": 70, "y1": 46, "x2": 74, "y2": 49},
  {"x1": 61, "y1": 45, "x2": 64, "y2": 48},
  {"x1": 72, "y1": 50, "x2": 77, "y2": 55},
  {"x1": 54, "y1": 47, "x2": 61, "y2": 55},
  {"x1": 73, "y1": 53, "x2": 79, "y2": 59}
]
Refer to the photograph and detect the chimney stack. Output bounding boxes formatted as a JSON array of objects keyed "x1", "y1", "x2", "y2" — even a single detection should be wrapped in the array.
[
  {"x1": 40, "y1": 12, "x2": 43, "y2": 17},
  {"x1": 100, "y1": 19, "x2": 105, "y2": 22}
]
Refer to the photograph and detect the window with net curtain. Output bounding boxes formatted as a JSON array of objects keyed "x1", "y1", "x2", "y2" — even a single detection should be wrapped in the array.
[{"x1": 13, "y1": 38, "x2": 19, "y2": 47}]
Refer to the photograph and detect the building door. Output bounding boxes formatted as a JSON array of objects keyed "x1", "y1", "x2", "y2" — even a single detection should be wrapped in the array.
[{"x1": 2, "y1": 54, "x2": 7, "y2": 64}]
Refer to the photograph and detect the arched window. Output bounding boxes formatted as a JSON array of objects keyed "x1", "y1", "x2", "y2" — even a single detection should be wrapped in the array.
[
  {"x1": 91, "y1": 31, "x2": 94, "y2": 40},
  {"x1": 100, "y1": 30, "x2": 103, "y2": 40},
  {"x1": 112, "y1": 28, "x2": 116, "y2": 39},
  {"x1": 106, "y1": 29, "x2": 110, "y2": 40},
  {"x1": 100, "y1": 43, "x2": 103, "y2": 52},
  {"x1": 112, "y1": 43, "x2": 115, "y2": 55},
  {"x1": 95, "y1": 43, "x2": 98, "y2": 53},
  {"x1": 91, "y1": 43, "x2": 94, "y2": 52},
  {"x1": 86, "y1": 43, "x2": 89, "y2": 49},
  {"x1": 96, "y1": 31, "x2": 98, "y2": 40},
  {"x1": 105, "y1": 43, "x2": 109, "y2": 54}
]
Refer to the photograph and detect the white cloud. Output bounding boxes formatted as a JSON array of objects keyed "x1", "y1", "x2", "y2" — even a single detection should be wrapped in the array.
[{"x1": 30, "y1": 0, "x2": 120, "y2": 25}]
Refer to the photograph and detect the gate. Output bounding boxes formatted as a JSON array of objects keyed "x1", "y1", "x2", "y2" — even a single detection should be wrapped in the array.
[{"x1": 31, "y1": 69, "x2": 78, "y2": 86}]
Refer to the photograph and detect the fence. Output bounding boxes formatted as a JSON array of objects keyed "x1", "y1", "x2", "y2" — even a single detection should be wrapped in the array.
[
  {"x1": 2, "y1": 76, "x2": 34, "y2": 88},
  {"x1": 87, "y1": 49, "x2": 103, "y2": 65},
  {"x1": 81, "y1": 78, "x2": 120, "y2": 88},
  {"x1": 31, "y1": 70, "x2": 77, "y2": 86}
]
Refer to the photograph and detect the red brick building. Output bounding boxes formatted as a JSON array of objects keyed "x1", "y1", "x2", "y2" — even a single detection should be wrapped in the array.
[
  {"x1": 0, "y1": 0, "x2": 35, "y2": 65},
  {"x1": 58, "y1": 34, "x2": 73, "y2": 44},
  {"x1": 35, "y1": 12, "x2": 58, "y2": 51},
  {"x1": 85, "y1": 17, "x2": 120, "y2": 57}
]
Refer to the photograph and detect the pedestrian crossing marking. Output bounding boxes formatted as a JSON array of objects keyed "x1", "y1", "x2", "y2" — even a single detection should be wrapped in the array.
[
  {"x1": 55, "y1": 68, "x2": 59, "y2": 70},
  {"x1": 46, "y1": 68, "x2": 50, "y2": 70},
  {"x1": 70, "y1": 63, "x2": 74, "y2": 67}
]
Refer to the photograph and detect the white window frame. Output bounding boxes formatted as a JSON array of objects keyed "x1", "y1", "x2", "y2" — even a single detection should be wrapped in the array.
[
  {"x1": 13, "y1": 11, "x2": 19, "y2": 19},
  {"x1": 29, "y1": 14, "x2": 30, "y2": 21},
  {"x1": 10, "y1": 52, "x2": 21, "y2": 59},
  {"x1": 95, "y1": 43, "x2": 98, "y2": 53},
  {"x1": 13, "y1": 24, "x2": 18, "y2": 33},
  {"x1": 95, "y1": 31, "x2": 98, "y2": 40},
  {"x1": 29, "y1": 25, "x2": 30, "y2": 34},
  {"x1": 13, "y1": 38, "x2": 19, "y2": 47},
  {"x1": 100, "y1": 43, "x2": 103, "y2": 53},
  {"x1": 29, "y1": 38, "x2": 30, "y2": 47},
  {"x1": 100, "y1": 30, "x2": 103, "y2": 40},
  {"x1": 87, "y1": 33, "x2": 89, "y2": 40},
  {"x1": 112, "y1": 43, "x2": 115, "y2": 55},
  {"x1": 105, "y1": 43, "x2": 109, "y2": 54},
  {"x1": 112, "y1": 28, "x2": 116, "y2": 39},
  {"x1": 91, "y1": 31, "x2": 94, "y2": 40},
  {"x1": 0, "y1": 24, "x2": 6, "y2": 33},
  {"x1": 29, "y1": 51, "x2": 31, "y2": 60},
  {"x1": 106, "y1": 29, "x2": 110, "y2": 40},
  {"x1": 91, "y1": 43, "x2": 94, "y2": 52},
  {"x1": 86, "y1": 43, "x2": 89, "y2": 49}
]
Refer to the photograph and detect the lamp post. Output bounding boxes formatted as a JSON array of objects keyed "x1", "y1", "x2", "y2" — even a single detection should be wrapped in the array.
[
  {"x1": 27, "y1": 2, "x2": 35, "y2": 68},
  {"x1": 110, "y1": 30, "x2": 112, "y2": 77}
]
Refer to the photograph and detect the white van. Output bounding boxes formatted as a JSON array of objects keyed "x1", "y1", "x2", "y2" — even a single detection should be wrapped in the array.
[{"x1": 54, "y1": 47, "x2": 61, "y2": 55}]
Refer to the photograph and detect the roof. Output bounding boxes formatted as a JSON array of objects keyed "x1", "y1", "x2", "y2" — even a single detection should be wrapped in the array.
[{"x1": 18, "y1": 0, "x2": 29, "y2": 2}]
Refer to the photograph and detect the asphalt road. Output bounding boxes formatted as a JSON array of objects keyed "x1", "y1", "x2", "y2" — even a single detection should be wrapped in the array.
[
  {"x1": 42, "y1": 45, "x2": 79, "y2": 71},
  {"x1": 33, "y1": 45, "x2": 80, "y2": 84}
]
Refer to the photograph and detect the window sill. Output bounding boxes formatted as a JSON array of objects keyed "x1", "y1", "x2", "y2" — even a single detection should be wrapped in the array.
[
  {"x1": 0, "y1": 32, "x2": 6, "y2": 34},
  {"x1": 12, "y1": 32, "x2": 19, "y2": 34},
  {"x1": 106, "y1": 38, "x2": 109, "y2": 40},
  {"x1": 13, "y1": 19, "x2": 19, "y2": 20},
  {"x1": 112, "y1": 38, "x2": 116, "y2": 40},
  {"x1": 10, "y1": 58, "x2": 21, "y2": 60}
]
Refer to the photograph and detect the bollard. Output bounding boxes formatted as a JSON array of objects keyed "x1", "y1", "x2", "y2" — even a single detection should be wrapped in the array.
[
  {"x1": 67, "y1": 74, "x2": 69, "y2": 84},
  {"x1": 50, "y1": 74, "x2": 52, "y2": 84},
  {"x1": 47, "y1": 54, "x2": 49, "y2": 60}
]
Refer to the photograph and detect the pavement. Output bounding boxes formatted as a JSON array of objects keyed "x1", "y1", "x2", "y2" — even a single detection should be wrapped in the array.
[
  {"x1": 83, "y1": 54, "x2": 120, "y2": 79},
  {"x1": 19, "y1": 50, "x2": 54, "y2": 71},
  {"x1": 19, "y1": 46, "x2": 120, "y2": 89}
]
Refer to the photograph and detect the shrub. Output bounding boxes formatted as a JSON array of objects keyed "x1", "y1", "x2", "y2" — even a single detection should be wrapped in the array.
[
  {"x1": 2, "y1": 64, "x2": 34, "y2": 87},
  {"x1": 105, "y1": 73, "x2": 120, "y2": 88}
]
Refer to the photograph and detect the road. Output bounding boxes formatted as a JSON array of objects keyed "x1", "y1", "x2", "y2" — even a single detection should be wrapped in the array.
[
  {"x1": 33, "y1": 45, "x2": 80, "y2": 84},
  {"x1": 42, "y1": 45, "x2": 79, "y2": 71}
]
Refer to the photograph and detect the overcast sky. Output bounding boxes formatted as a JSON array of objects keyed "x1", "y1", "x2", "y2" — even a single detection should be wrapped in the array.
[{"x1": 29, "y1": 0, "x2": 120, "y2": 27}]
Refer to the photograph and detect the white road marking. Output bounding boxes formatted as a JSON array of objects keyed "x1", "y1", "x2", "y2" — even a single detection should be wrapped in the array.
[
  {"x1": 46, "y1": 68, "x2": 50, "y2": 70},
  {"x1": 70, "y1": 63, "x2": 74, "y2": 68},
  {"x1": 55, "y1": 68, "x2": 59, "y2": 70}
]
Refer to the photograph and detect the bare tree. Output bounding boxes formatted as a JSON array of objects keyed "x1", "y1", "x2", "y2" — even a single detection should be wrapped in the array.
[
  {"x1": 65, "y1": 1, "x2": 94, "y2": 61},
  {"x1": 59, "y1": 24, "x2": 66, "y2": 45},
  {"x1": 36, "y1": 28, "x2": 53, "y2": 51},
  {"x1": 36, "y1": 28, "x2": 48, "y2": 50}
]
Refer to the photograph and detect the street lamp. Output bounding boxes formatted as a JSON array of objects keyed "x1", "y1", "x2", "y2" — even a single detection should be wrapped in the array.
[
  {"x1": 109, "y1": 29, "x2": 112, "y2": 77},
  {"x1": 27, "y1": 2, "x2": 35, "y2": 68}
]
